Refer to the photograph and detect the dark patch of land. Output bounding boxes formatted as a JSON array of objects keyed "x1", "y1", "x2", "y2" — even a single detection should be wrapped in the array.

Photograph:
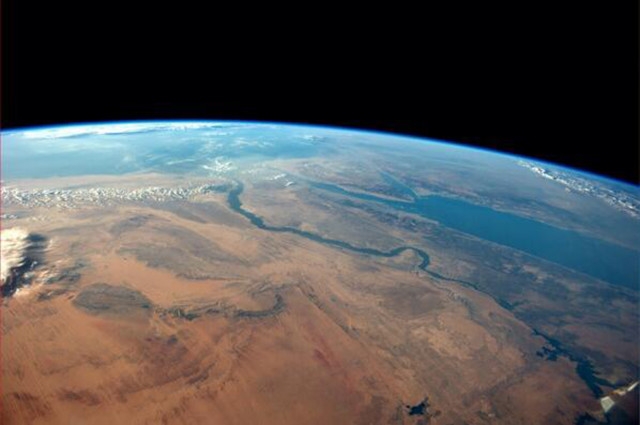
[
  {"x1": 57, "y1": 389, "x2": 101, "y2": 406},
  {"x1": 109, "y1": 215, "x2": 153, "y2": 236},
  {"x1": 37, "y1": 260, "x2": 87, "y2": 301},
  {"x1": 151, "y1": 199, "x2": 248, "y2": 228},
  {"x1": 235, "y1": 294, "x2": 285, "y2": 318},
  {"x1": 72, "y1": 283, "x2": 153, "y2": 317},
  {"x1": 117, "y1": 223, "x2": 242, "y2": 280}
]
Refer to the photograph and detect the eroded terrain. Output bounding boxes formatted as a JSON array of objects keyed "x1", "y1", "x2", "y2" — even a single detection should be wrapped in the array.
[
  {"x1": 1, "y1": 172, "x2": 636, "y2": 425},
  {"x1": 2, "y1": 123, "x2": 638, "y2": 425}
]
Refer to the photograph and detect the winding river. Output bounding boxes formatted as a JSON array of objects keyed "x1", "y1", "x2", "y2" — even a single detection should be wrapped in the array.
[
  {"x1": 225, "y1": 180, "x2": 617, "y2": 400},
  {"x1": 228, "y1": 182, "x2": 431, "y2": 270}
]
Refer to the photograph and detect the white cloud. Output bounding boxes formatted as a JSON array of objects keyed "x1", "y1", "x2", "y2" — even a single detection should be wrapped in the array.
[{"x1": 1, "y1": 228, "x2": 31, "y2": 286}]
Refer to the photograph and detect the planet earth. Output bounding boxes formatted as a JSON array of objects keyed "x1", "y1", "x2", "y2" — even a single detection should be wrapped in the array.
[{"x1": 1, "y1": 121, "x2": 638, "y2": 425}]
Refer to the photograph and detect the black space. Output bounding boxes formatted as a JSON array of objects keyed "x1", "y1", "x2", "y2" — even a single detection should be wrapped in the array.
[{"x1": 3, "y1": 3, "x2": 638, "y2": 184}]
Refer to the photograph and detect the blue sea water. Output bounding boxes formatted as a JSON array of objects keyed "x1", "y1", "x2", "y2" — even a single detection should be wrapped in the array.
[
  {"x1": 311, "y1": 182, "x2": 640, "y2": 291},
  {"x1": 4, "y1": 121, "x2": 638, "y2": 290}
]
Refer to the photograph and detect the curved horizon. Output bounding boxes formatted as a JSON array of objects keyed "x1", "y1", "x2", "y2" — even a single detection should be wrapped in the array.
[{"x1": 2, "y1": 119, "x2": 637, "y2": 188}]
